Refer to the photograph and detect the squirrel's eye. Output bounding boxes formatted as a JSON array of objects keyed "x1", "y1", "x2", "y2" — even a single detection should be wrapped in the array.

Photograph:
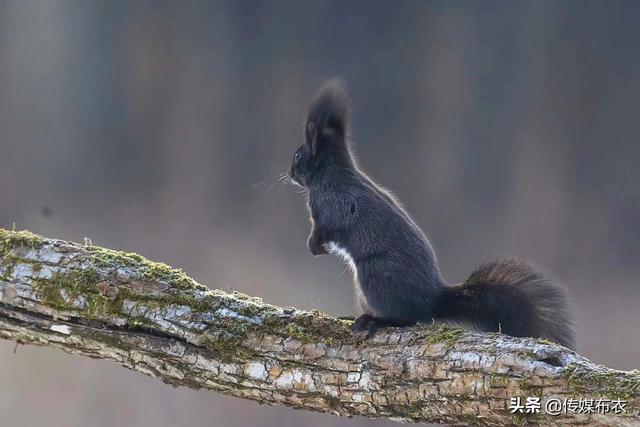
[{"x1": 294, "y1": 152, "x2": 302, "y2": 163}]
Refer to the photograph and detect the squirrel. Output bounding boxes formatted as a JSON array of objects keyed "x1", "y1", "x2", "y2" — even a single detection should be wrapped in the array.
[{"x1": 288, "y1": 79, "x2": 574, "y2": 349}]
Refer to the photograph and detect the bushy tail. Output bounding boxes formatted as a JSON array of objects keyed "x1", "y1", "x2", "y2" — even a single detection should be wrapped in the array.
[{"x1": 434, "y1": 258, "x2": 575, "y2": 349}]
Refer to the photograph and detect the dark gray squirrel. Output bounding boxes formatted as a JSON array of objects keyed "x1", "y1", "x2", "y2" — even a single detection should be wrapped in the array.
[{"x1": 288, "y1": 79, "x2": 574, "y2": 349}]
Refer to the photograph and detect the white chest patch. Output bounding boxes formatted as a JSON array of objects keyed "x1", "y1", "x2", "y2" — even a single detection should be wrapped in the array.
[{"x1": 328, "y1": 242, "x2": 357, "y2": 277}]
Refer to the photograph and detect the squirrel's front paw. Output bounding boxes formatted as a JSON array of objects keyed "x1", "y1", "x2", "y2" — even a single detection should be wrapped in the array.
[{"x1": 307, "y1": 235, "x2": 329, "y2": 256}]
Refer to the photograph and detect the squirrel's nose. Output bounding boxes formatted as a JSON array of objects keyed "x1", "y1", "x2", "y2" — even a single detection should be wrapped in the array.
[{"x1": 288, "y1": 165, "x2": 294, "y2": 178}]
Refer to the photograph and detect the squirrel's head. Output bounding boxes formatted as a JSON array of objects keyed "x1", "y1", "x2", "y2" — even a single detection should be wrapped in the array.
[{"x1": 289, "y1": 79, "x2": 352, "y2": 187}]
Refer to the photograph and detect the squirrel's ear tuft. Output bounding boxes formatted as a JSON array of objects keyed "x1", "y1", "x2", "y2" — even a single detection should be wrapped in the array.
[{"x1": 306, "y1": 79, "x2": 351, "y2": 155}]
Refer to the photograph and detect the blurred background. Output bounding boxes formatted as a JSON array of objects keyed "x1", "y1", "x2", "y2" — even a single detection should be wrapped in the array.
[{"x1": 1, "y1": 0, "x2": 639, "y2": 426}]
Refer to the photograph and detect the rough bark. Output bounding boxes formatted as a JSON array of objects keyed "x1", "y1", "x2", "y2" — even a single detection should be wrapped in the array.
[{"x1": 0, "y1": 229, "x2": 638, "y2": 426}]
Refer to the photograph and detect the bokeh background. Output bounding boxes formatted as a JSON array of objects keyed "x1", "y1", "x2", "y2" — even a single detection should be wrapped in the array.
[{"x1": 1, "y1": 1, "x2": 639, "y2": 426}]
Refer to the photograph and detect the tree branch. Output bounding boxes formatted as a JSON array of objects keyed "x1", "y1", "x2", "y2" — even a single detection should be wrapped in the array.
[{"x1": 0, "y1": 229, "x2": 638, "y2": 426}]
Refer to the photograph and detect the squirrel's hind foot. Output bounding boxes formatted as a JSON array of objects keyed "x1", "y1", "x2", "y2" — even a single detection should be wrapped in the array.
[{"x1": 352, "y1": 314, "x2": 408, "y2": 338}]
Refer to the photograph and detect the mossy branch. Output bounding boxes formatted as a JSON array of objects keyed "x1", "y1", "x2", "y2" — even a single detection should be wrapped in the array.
[{"x1": 0, "y1": 229, "x2": 638, "y2": 426}]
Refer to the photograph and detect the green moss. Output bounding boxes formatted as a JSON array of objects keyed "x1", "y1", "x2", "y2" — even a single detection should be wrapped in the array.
[
  {"x1": 564, "y1": 364, "x2": 640, "y2": 400},
  {"x1": 284, "y1": 323, "x2": 316, "y2": 343},
  {"x1": 425, "y1": 324, "x2": 464, "y2": 348},
  {"x1": 33, "y1": 269, "x2": 102, "y2": 311},
  {"x1": 536, "y1": 338, "x2": 555, "y2": 346},
  {"x1": 232, "y1": 290, "x2": 263, "y2": 305},
  {"x1": 276, "y1": 311, "x2": 353, "y2": 346},
  {"x1": 236, "y1": 302, "x2": 266, "y2": 318},
  {"x1": 198, "y1": 334, "x2": 222, "y2": 351},
  {"x1": 141, "y1": 260, "x2": 200, "y2": 290},
  {"x1": 0, "y1": 262, "x2": 13, "y2": 281},
  {"x1": 195, "y1": 304, "x2": 355, "y2": 353},
  {"x1": 0, "y1": 229, "x2": 44, "y2": 285},
  {"x1": 30, "y1": 258, "x2": 226, "y2": 329},
  {"x1": 31, "y1": 268, "x2": 143, "y2": 321},
  {"x1": 86, "y1": 245, "x2": 207, "y2": 291},
  {"x1": 0, "y1": 229, "x2": 44, "y2": 260},
  {"x1": 209, "y1": 333, "x2": 241, "y2": 353},
  {"x1": 198, "y1": 324, "x2": 250, "y2": 355},
  {"x1": 86, "y1": 291, "x2": 128, "y2": 319},
  {"x1": 31, "y1": 262, "x2": 42, "y2": 274},
  {"x1": 81, "y1": 243, "x2": 238, "y2": 319}
]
